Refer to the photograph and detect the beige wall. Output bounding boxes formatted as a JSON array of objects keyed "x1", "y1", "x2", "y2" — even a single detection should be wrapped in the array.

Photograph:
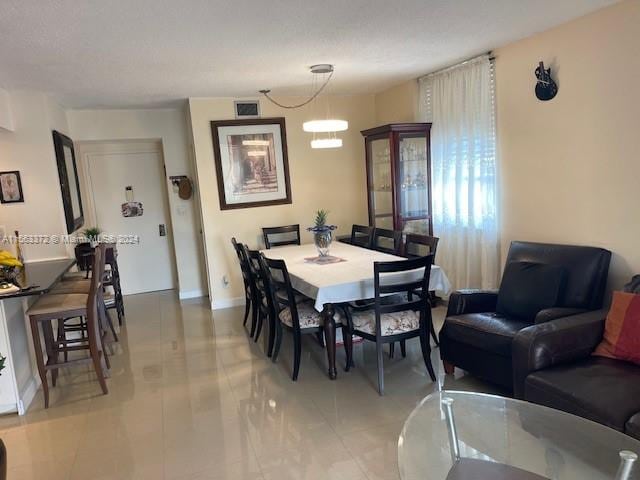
[
  {"x1": 0, "y1": 90, "x2": 71, "y2": 261},
  {"x1": 374, "y1": 80, "x2": 419, "y2": 124},
  {"x1": 495, "y1": 0, "x2": 640, "y2": 290},
  {"x1": 373, "y1": 0, "x2": 639, "y2": 291},
  {"x1": 188, "y1": 96, "x2": 375, "y2": 308},
  {"x1": 67, "y1": 108, "x2": 206, "y2": 298}
]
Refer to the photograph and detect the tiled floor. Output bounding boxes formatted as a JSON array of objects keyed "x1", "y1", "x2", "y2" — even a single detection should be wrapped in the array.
[{"x1": 0, "y1": 291, "x2": 500, "y2": 480}]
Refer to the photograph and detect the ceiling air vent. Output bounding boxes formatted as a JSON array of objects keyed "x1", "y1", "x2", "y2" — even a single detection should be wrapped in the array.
[{"x1": 234, "y1": 100, "x2": 260, "y2": 119}]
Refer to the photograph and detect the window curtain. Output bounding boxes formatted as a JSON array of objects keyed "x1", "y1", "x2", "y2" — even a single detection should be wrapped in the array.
[{"x1": 419, "y1": 55, "x2": 500, "y2": 291}]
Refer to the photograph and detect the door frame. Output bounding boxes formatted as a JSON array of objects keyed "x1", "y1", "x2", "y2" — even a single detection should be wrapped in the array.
[{"x1": 75, "y1": 139, "x2": 179, "y2": 292}]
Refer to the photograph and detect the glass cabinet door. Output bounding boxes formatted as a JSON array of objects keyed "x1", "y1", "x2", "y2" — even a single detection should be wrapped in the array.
[
  {"x1": 368, "y1": 138, "x2": 394, "y2": 229},
  {"x1": 397, "y1": 134, "x2": 430, "y2": 234}
]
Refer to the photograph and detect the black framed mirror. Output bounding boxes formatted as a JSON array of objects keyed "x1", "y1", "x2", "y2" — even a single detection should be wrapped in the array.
[{"x1": 52, "y1": 130, "x2": 84, "y2": 233}]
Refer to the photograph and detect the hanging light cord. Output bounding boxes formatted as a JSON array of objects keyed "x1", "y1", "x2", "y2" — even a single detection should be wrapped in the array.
[{"x1": 259, "y1": 70, "x2": 334, "y2": 109}]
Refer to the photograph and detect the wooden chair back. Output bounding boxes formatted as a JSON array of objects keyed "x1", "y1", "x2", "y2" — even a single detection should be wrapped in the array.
[
  {"x1": 373, "y1": 255, "x2": 433, "y2": 337},
  {"x1": 262, "y1": 225, "x2": 301, "y2": 249},
  {"x1": 350, "y1": 225, "x2": 374, "y2": 248},
  {"x1": 261, "y1": 255, "x2": 300, "y2": 329},
  {"x1": 87, "y1": 244, "x2": 107, "y2": 346},
  {"x1": 372, "y1": 228, "x2": 402, "y2": 255},
  {"x1": 403, "y1": 234, "x2": 439, "y2": 263},
  {"x1": 244, "y1": 246, "x2": 269, "y2": 298},
  {"x1": 231, "y1": 238, "x2": 252, "y2": 292}
]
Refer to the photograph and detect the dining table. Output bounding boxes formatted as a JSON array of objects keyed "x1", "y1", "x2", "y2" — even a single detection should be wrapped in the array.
[{"x1": 262, "y1": 242, "x2": 451, "y2": 380}]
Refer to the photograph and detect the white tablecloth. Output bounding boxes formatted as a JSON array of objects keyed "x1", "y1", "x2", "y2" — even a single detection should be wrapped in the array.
[{"x1": 262, "y1": 242, "x2": 451, "y2": 311}]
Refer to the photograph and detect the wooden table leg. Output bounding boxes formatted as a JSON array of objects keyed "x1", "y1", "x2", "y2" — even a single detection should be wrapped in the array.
[{"x1": 322, "y1": 304, "x2": 337, "y2": 380}]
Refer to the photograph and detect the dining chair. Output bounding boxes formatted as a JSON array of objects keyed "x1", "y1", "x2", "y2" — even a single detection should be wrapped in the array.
[
  {"x1": 27, "y1": 244, "x2": 110, "y2": 408},
  {"x1": 261, "y1": 254, "x2": 350, "y2": 381},
  {"x1": 397, "y1": 232, "x2": 441, "y2": 347},
  {"x1": 403, "y1": 233, "x2": 439, "y2": 260},
  {"x1": 244, "y1": 246, "x2": 273, "y2": 347},
  {"x1": 371, "y1": 228, "x2": 402, "y2": 255},
  {"x1": 231, "y1": 238, "x2": 253, "y2": 329},
  {"x1": 262, "y1": 225, "x2": 301, "y2": 249},
  {"x1": 350, "y1": 224, "x2": 374, "y2": 248},
  {"x1": 343, "y1": 255, "x2": 437, "y2": 395}
]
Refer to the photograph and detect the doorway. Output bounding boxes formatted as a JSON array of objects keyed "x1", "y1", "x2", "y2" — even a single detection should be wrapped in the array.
[{"x1": 76, "y1": 140, "x2": 178, "y2": 295}]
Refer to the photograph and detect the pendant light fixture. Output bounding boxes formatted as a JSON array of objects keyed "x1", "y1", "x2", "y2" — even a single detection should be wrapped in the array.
[
  {"x1": 311, "y1": 138, "x2": 342, "y2": 149},
  {"x1": 260, "y1": 64, "x2": 348, "y2": 149}
]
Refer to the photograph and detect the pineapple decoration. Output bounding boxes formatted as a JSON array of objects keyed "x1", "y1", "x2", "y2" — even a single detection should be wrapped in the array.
[
  {"x1": 315, "y1": 209, "x2": 328, "y2": 229},
  {"x1": 307, "y1": 209, "x2": 337, "y2": 257}
]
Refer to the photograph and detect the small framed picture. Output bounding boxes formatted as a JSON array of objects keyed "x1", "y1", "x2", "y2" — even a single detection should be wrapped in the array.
[{"x1": 0, "y1": 171, "x2": 24, "y2": 204}]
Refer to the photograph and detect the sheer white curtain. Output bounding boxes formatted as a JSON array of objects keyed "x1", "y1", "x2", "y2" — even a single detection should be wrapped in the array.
[{"x1": 419, "y1": 55, "x2": 499, "y2": 290}]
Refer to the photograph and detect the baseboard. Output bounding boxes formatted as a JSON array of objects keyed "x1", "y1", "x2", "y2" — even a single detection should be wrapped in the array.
[
  {"x1": 18, "y1": 376, "x2": 39, "y2": 415},
  {"x1": 179, "y1": 289, "x2": 205, "y2": 300},
  {"x1": 210, "y1": 296, "x2": 245, "y2": 310},
  {"x1": 0, "y1": 403, "x2": 17, "y2": 415}
]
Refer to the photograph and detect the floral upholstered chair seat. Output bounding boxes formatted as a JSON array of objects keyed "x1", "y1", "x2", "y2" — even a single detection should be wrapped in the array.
[
  {"x1": 350, "y1": 309, "x2": 420, "y2": 336},
  {"x1": 279, "y1": 301, "x2": 343, "y2": 328}
]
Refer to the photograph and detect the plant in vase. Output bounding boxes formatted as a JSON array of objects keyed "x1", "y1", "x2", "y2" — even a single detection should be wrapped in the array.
[
  {"x1": 83, "y1": 227, "x2": 102, "y2": 247},
  {"x1": 307, "y1": 210, "x2": 337, "y2": 257}
]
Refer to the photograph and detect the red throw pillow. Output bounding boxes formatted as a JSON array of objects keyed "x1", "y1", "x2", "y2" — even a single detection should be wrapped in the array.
[{"x1": 593, "y1": 291, "x2": 640, "y2": 365}]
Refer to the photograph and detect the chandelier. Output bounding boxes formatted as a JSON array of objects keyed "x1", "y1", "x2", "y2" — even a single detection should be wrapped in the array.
[{"x1": 259, "y1": 64, "x2": 348, "y2": 149}]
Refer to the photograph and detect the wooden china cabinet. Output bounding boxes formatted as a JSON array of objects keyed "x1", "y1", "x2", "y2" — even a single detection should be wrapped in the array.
[{"x1": 361, "y1": 123, "x2": 433, "y2": 235}]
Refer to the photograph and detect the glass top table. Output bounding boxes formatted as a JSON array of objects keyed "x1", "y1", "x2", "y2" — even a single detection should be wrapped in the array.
[{"x1": 398, "y1": 391, "x2": 640, "y2": 480}]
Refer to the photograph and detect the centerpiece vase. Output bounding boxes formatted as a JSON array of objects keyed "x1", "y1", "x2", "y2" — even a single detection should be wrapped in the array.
[{"x1": 312, "y1": 226, "x2": 333, "y2": 257}]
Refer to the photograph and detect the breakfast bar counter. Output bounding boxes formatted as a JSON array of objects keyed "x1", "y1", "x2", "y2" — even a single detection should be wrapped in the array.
[{"x1": 0, "y1": 258, "x2": 75, "y2": 414}]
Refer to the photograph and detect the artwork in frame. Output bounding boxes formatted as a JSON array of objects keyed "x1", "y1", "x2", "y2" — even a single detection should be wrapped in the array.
[
  {"x1": 52, "y1": 130, "x2": 84, "y2": 233},
  {"x1": 211, "y1": 118, "x2": 292, "y2": 210},
  {"x1": 0, "y1": 171, "x2": 24, "y2": 203}
]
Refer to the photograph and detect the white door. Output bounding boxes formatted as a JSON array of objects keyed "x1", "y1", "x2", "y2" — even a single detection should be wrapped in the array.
[{"x1": 84, "y1": 142, "x2": 177, "y2": 295}]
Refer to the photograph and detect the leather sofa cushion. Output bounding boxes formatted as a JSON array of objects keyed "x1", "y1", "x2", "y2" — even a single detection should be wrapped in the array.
[
  {"x1": 625, "y1": 413, "x2": 640, "y2": 440},
  {"x1": 496, "y1": 261, "x2": 566, "y2": 322},
  {"x1": 525, "y1": 357, "x2": 640, "y2": 432},
  {"x1": 505, "y1": 241, "x2": 611, "y2": 310},
  {"x1": 442, "y1": 313, "x2": 530, "y2": 357}
]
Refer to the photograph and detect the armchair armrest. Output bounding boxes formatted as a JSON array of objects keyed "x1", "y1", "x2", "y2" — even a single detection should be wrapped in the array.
[
  {"x1": 512, "y1": 309, "x2": 606, "y2": 398},
  {"x1": 534, "y1": 307, "x2": 588, "y2": 324},
  {"x1": 446, "y1": 290, "x2": 498, "y2": 317}
]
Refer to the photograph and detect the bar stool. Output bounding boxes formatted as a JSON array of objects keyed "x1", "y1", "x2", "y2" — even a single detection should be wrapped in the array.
[
  {"x1": 105, "y1": 244, "x2": 125, "y2": 325},
  {"x1": 51, "y1": 280, "x2": 119, "y2": 343},
  {"x1": 27, "y1": 244, "x2": 110, "y2": 408},
  {"x1": 59, "y1": 243, "x2": 124, "y2": 317},
  {"x1": 51, "y1": 260, "x2": 119, "y2": 343}
]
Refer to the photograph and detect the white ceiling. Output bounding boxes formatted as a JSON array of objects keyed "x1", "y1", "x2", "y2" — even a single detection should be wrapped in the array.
[{"x1": 0, "y1": 0, "x2": 617, "y2": 108}]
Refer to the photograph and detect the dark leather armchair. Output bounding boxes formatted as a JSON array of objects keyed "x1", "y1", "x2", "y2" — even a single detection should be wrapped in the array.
[
  {"x1": 439, "y1": 241, "x2": 611, "y2": 391},
  {"x1": 512, "y1": 276, "x2": 640, "y2": 439}
]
